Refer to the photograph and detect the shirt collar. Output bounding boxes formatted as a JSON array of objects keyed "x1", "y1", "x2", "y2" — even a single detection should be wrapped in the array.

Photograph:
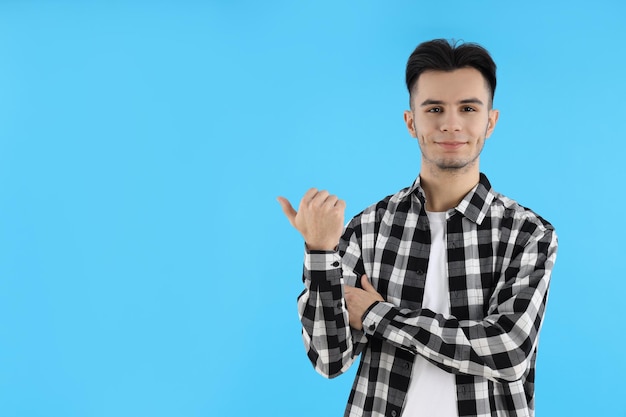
[{"x1": 404, "y1": 173, "x2": 495, "y2": 225}]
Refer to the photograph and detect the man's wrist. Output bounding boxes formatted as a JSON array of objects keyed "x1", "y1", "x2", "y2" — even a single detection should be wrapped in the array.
[{"x1": 305, "y1": 242, "x2": 339, "y2": 251}]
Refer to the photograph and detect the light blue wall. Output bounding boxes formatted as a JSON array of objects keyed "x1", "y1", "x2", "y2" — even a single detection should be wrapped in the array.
[{"x1": 1, "y1": 1, "x2": 624, "y2": 416}]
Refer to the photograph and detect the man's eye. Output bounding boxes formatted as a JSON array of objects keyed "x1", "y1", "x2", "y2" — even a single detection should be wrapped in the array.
[
  {"x1": 428, "y1": 107, "x2": 442, "y2": 113},
  {"x1": 462, "y1": 106, "x2": 476, "y2": 112}
]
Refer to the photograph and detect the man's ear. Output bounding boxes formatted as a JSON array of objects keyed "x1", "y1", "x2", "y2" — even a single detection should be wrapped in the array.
[
  {"x1": 485, "y1": 109, "x2": 500, "y2": 138},
  {"x1": 404, "y1": 110, "x2": 417, "y2": 138}
]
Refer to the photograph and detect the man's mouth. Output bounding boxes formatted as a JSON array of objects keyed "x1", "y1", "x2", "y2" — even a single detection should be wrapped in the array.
[{"x1": 436, "y1": 142, "x2": 466, "y2": 150}]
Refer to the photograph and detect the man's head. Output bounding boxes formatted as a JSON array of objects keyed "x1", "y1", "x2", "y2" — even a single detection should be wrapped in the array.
[
  {"x1": 405, "y1": 39, "x2": 497, "y2": 109},
  {"x1": 402, "y1": 39, "x2": 500, "y2": 174}
]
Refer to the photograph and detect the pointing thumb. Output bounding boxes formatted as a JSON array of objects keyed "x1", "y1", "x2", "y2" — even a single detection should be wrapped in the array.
[{"x1": 277, "y1": 196, "x2": 297, "y2": 227}]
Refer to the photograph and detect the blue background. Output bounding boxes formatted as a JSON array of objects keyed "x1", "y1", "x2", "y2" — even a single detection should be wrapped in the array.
[{"x1": 1, "y1": 1, "x2": 625, "y2": 416}]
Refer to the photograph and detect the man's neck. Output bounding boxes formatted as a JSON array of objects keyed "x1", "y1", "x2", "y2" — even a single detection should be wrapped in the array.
[{"x1": 419, "y1": 165, "x2": 480, "y2": 212}]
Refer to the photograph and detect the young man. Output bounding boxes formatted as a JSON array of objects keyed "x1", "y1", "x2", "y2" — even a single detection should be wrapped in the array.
[{"x1": 277, "y1": 39, "x2": 558, "y2": 417}]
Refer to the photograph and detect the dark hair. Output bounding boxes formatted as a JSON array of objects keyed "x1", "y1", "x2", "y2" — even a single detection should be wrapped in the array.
[{"x1": 405, "y1": 39, "x2": 497, "y2": 107}]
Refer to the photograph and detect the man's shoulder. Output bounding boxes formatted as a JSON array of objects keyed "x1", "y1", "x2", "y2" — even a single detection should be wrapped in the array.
[
  {"x1": 490, "y1": 191, "x2": 556, "y2": 235},
  {"x1": 348, "y1": 184, "x2": 417, "y2": 226}
]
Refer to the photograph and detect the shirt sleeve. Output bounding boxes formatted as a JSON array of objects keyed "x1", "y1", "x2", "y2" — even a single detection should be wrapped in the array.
[
  {"x1": 297, "y1": 227, "x2": 368, "y2": 379},
  {"x1": 361, "y1": 225, "x2": 558, "y2": 383}
]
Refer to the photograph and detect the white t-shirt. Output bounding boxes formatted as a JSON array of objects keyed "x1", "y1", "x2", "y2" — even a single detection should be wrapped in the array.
[{"x1": 401, "y1": 211, "x2": 458, "y2": 417}]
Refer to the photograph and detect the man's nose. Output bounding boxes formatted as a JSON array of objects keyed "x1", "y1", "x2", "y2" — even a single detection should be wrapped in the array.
[{"x1": 440, "y1": 112, "x2": 462, "y2": 132}]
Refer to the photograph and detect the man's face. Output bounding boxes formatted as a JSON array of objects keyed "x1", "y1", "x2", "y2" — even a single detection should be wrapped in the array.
[{"x1": 403, "y1": 67, "x2": 499, "y2": 173}]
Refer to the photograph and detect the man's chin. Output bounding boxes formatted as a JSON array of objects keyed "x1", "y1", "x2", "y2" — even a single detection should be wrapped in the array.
[
  {"x1": 436, "y1": 160, "x2": 471, "y2": 171},
  {"x1": 433, "y1": 154, "x2": 481, "y2": 172}
]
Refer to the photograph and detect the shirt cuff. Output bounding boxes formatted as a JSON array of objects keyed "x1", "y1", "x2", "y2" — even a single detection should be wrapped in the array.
[
  {"x1": 304, "y1": 249, "x2": 342, "y2": 272},
  {"x1": 362, "y1": 301, "x2": 395, "y2": 336}
]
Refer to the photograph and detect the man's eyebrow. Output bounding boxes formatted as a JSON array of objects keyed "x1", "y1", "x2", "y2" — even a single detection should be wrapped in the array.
[
  {"x1": 420, "y1": 99, "x2": 444, "y2": 107},
  {"x1": 459, "y1": 98, "x2": 484, "y2": 105},
  {"x1": 420, "y1": 98, "x2": 485, "y2": 106}
]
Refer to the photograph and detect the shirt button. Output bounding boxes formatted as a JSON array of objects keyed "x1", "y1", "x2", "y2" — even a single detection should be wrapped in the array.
[
  {"x1": 331, "y1": 261, "x2": 340, "y2": 267},
  {"x1": 391, "y1": 411, "x2": 397, "y2": 417},
  {"x1": 416, "y1": 269, "x2": 424, "y2": 275},
  {"x1": 336, "y1": 301, "x2": 343, "y2": 309},
  {"x1": 368, "y1": 324, "x2": 375, "y2": 331}
]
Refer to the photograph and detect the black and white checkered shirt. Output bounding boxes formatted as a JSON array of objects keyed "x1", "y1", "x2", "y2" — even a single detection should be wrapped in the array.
[{"x1": 298, "y1": 174, "x2": 558, "y2": 417}]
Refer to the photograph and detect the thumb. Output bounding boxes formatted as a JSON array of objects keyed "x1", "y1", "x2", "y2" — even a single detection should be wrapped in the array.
[
  {"x1": 277, "y1": 196, "x2": 297, "y2": 227},
  {"x1": 361, "y1": 274, "x2": 376, "y2": 293}
]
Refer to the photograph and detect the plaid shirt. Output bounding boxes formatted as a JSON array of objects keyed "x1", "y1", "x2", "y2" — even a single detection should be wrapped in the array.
[{"x1": 297, "y1": 173, "x2": 558, "y2": 417}]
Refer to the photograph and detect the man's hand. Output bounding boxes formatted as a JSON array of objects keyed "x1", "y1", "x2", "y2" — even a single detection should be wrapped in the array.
[
  {"x1": 277, "y1": 189, "x2": 346, "y2": 251},
  {"x1": 344, "y1": 275, "x2": 385, "y2": 330}
]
